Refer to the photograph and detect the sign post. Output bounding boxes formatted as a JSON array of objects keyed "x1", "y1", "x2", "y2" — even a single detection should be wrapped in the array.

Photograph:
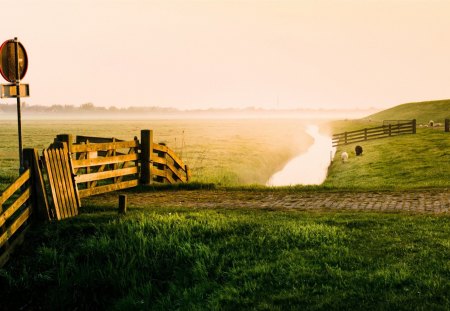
[{"x1": 0, "y1": 37, "x2": 29, "y2": 173}]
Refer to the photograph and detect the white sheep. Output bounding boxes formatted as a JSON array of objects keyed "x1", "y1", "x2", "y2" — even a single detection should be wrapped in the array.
[{"x1": 341, "y1": 151, "x2": 349, "y2": 163}]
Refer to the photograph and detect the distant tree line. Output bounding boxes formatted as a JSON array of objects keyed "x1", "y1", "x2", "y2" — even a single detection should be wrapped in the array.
[
  {"x1": 0, "y1": 102, "x2": 179, "y2": 114},
  {"x1": 0, "y1": 102, "x2": 374, "y2": 115}
]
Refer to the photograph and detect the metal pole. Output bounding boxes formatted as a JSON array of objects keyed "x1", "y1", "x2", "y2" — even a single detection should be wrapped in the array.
[{"x1": 14, "y1": 37, "x2": 23, "y2": 173}]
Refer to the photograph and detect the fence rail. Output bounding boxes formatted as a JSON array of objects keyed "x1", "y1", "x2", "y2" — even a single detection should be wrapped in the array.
[
  {"x1": 332, "y1": 120, "x2": 416, "y2": 147},
  {"x1": 55, "y1": 130, "x2": 190, "y2": 197},
  {"x1": 62, "y1": 137, "x2": 141, "y2": 198},
  {"x1": 0, "y1": 168, "x2": 33, "y2": 267}
]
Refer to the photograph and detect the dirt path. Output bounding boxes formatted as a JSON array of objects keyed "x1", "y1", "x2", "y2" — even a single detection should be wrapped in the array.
[{"x1": 84, "y1": 189, "x2": 450, "y2": 214}]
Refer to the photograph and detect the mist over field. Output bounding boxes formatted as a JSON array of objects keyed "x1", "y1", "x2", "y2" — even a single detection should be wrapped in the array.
[
  {"x1": 0, "y1": 117, "x2": 336, "y2": 186},
  {"x1": 0, "y1": 104, "x2": 378, "y2": 121}
]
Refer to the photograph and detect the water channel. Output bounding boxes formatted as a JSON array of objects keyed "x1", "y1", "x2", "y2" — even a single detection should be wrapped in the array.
[{"x1": 266, "y1": 125, "x2": 336, "y2": 186}]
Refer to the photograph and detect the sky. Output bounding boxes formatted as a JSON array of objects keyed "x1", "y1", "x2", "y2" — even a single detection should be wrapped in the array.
[{"x1": 1, "y1": 0, "x2": 450, "y2": 110}]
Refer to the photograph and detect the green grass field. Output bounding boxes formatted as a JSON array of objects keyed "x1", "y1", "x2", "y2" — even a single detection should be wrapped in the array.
[
  {"x1": 2, "y1": 204, "x2": 449, "y2": 310},
  {"x1": 2, "y1": 100, "x2": 450, "y2": 309}
]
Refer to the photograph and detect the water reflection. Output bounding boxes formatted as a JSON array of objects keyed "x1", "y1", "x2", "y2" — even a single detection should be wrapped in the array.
[{"x1": 266, "y1": 125, "x2": 336, "y2": 186}]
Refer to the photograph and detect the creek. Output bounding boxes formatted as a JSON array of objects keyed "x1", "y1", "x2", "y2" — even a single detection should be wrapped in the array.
[{"x1": 266, "y1": 125, "x2": 336, "y2": 186}]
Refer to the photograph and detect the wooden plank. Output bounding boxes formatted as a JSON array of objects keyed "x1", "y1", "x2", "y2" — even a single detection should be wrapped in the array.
[
  {"x1": 76, "y1": 167, "x2": 139, "y2": 183},
  {"x1": 24, "y1": 148, "x2": 51, "y2": 221},
  {"x1": 52, "y1": 149, "x2": 70, "y2": 219},
  {"x1": 48, "y1": 149, "x2": 67, "y2": 219},
  {"x1": 0, "y1": 226, "x2": 29, "y2": 268},
  {"x1": 166, "y1": 148, "x2": 186, "y2": 168},
  {"x1": 75, "y1": 135, "x2": 124, "y2": 144},
  {"x1": 165, "y1": 161, "x2": 186, "y2": 182},
  {"x1": 113, "y1": 138, "x2": 118, "y2": 183},
  {"x1": 73, "y1": 151, "x2": 86, "y2": 174},
  {"x1": 0, "y1": 206, "x2": 32, "y2": 248},
  {"x1": 0, "y1": 169, "x2": 30, "y2": 205},
  {"x1": 34, "y1": 152, "x2": 51, "y2": 221},
  {"x1": 71, "y1": 140, "x2": 139, "y2": 153},
  {"x1": 72, "y1": 154, "x2": 139, "y2": 168},
  {"x1": 89, "y1": 149, "x2": 113, "y2": 188},
  {"x1": 151, "y1": 143, "x2": 167, "y2": 153},
  {"x1": 49, "y1": 149, "x2": 68, "y2": 219},
  {"x1": 43, "y1": 149, "x2": 61, "y2": 220},
  {"x1": 165, "y1": 172, "x2": 176, "y2": 184},
  {"x1": 56, "y1": 148, "x2": 75, "y2": 217},
  {"x1": 116, "y1": 146, "x2": 137, "y2": 183},
  {"x1": 0, "y1": 187, "x2": 31, "y2": 228},
  {"x1": 152, "y1": 156, "x2": 166, "y2": 165},
  {"x1": 59, "y1": 146, "x2": 79, "y2": 217},
  {"x1": 151, "y1": 166, "x2": 166, "y2": 178},
  {"x1": 67, "y1": 148, "x2": 81, "y2": 209},
  {"x1": 78, "y1": 179, "x2": 139, "y2": 198}
]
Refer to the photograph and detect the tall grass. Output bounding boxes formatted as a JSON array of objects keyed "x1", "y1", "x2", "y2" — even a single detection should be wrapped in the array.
[{"x1": 2, "y1": 205, "x2": 449, "y2": 310}]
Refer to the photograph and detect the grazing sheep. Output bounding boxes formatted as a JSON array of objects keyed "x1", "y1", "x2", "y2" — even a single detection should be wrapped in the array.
[
  {"x1": 355, "y1": 145, "x2": 363, "y2": 156},
  {"x1": 341, "y1": 151, "x2": 349, "y2": 163},
  {"x1": 429, "y1": 120, "x2": 434, "y2": 127}
]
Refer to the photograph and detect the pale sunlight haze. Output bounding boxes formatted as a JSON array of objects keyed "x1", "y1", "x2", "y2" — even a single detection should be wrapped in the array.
[{"x1": 2, "y1": 0, "x2": 450, "y2": 110}]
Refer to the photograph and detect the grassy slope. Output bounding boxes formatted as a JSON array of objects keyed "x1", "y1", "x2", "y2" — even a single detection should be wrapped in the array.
[
  {"x1": 324, "y1": 128, "x2": 450, "y2": 190},
  {"x1": 367, "y1": 99, "x2": 450, "y2": 124},
  {"x1": 325, "y1": 99, "x2": 450, "y2": 190}
]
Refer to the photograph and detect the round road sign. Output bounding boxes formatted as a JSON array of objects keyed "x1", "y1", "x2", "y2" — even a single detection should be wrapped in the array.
[{"x1": 0, "y1": 39, "x2": 28, "y2": 82}]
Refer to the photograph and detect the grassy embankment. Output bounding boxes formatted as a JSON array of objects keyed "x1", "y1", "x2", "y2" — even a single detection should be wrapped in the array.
[
  {"x1": 1, "y1": 100, "x2": 450, "y2": 309},
  {"x1": 322, "y1": 99, "x2": 450, "y2": 190}
]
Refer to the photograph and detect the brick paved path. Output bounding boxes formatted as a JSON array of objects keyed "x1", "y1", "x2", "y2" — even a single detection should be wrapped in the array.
[{"x1": 86, "y1": 189, "x2": 450, "y2": 214}]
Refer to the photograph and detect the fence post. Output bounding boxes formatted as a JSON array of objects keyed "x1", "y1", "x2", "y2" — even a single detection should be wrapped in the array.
[
  {"x1": 344, "y1": 132, "x2": 347, "y2": 144},
  {"x1": 140, "y1": 130, "x2": 153, "y2": 185},
  {"x1": 389, "y1": 124, "x2": 392, "y2": 136},
  {"x1": 185, "y1": 165, "x2": 190, "y2": 182},
  {"x1": 118, "y1": 194, "x2": 127, "y2": 214},
  {"x1": 364, "y1": 128, "x2": 367, "y2": 141},
  {"x1": 56, "y1": 134, "x2": 73, "y2": 154},
  {"x1": 412, "y1": 119, "x2": 416, "y2": 134},
  {"x1": 445, "y1": 119, "x2": 449, "y2": 133},
  {"x1": 23, "y1": 148, "x2": 50, "y2": 221}
]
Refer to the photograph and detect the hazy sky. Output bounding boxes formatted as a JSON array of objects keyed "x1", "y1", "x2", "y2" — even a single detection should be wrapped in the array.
[{"x1": 2, "y1": 0, "x2": 450, "y2": 110}]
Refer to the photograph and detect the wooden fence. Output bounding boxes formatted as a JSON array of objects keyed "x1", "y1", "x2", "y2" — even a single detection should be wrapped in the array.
[
  {"x1": 0, "y1": 129, "x2": 190, "y2": 267},
  {"x1": 55, "y1": 130, "x2": 190, "y2": 195},
  {"x1": 0, "y1": 168, "x2": 32, "y2": 267},
  {"x1": 332, "y1": 119, "x2": 416, "y2": 147},
  {"x1": 0, "y1": 149, "x2": 48, "y2": 267}
]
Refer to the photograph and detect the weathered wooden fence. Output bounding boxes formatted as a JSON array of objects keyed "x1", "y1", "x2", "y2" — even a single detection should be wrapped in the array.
[
  {"x1": 0, "y1": 149, "x2": 48, "y2": 267},
  {"x1": 0, "y1": 129, "x2": 190, "y2": 267},
  {"x1": 55, "y1": 130, "x2": 190, "y2": 194},
  {"x1": 333, "y1": 119, "x2": 416, "y2": 147}
]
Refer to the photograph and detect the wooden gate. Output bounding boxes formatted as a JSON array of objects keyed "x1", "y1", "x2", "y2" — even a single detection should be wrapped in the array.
[{"x1": 42, "y1": 143, "x2": 80, "y2": 220}]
